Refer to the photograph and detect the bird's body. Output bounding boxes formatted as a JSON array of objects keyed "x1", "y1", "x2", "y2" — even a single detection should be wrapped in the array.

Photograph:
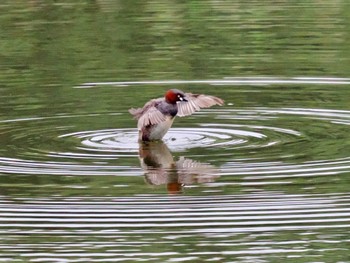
[
  {"x1": 139, "y1": 114, "x2": 175, "y2": 141},
  {"x1": 129, "y1": 89, "x2": 224, "y2": 141}
]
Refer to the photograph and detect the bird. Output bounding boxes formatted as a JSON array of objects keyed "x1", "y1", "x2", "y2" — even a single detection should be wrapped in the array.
[{"x1": 129, "y1": 89, "x2": 224, "y2": 141}]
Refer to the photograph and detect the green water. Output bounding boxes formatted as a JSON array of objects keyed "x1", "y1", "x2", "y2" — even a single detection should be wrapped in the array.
[{"x1": 1, "y1": 1, "x2": 350, "y2": 262}]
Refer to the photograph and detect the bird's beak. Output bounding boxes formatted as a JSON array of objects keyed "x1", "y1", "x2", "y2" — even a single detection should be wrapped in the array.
[{"x1": 180, "y1": 97, "x2": 188, "y2": 102}]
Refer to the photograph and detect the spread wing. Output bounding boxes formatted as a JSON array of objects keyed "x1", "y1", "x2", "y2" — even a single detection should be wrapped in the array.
[
  {"x1": 129, "y1": 98, "x2": 167, "y2": 130},
  {"x1": 177, "y1": 93, "x2": 224, "y2": 117}
]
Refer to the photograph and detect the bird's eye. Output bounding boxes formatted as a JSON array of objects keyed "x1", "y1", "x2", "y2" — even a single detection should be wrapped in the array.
[{"x1": 177, "y1": 94, "x2": 184, "y2": 101}]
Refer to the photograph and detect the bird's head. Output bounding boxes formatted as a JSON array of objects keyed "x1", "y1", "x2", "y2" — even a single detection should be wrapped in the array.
[{"x1": 165, "y1": 89, "x2": 187, "y2": 104}]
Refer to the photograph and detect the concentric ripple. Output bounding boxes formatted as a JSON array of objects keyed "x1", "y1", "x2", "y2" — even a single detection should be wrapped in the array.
[
  {"x1": 2, "y1": 78, "x2": 350, "y2": 262},
  {"x1": 60, "y1": 125, "x2": 297, "y2": 152},
  {"x1": 0, "y1": 106, "x2": 350, "y2": 179}
]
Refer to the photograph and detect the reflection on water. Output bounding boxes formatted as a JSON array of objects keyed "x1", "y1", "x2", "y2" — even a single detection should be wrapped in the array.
[
  {"x1": 80, "y1": 77, "x2": 350, "y2": 87},
  {"x1": 139, "y1": 141, "x2": 219, "y2": 193}
]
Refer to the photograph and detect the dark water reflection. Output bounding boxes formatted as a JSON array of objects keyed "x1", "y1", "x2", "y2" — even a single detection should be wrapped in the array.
[
  {"x1": 1, "y1": 1, "x2": 350, "y2": 262},
  {"x1": 139, "y1": 141, "x2": 220, "y2": 193}
]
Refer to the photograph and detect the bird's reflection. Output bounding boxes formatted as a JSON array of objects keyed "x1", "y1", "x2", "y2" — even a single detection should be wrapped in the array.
[{"x1": 138, "y1": 141, "x2": 220, "y2": 194}]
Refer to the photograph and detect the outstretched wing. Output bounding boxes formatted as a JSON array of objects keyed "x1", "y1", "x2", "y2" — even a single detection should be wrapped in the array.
[
  {"x1": 177, "y1": 93, "x2": 224, "y2": 117},
  {"x1": 129, "y1": 98, "x2": 167, "y2": 130}
]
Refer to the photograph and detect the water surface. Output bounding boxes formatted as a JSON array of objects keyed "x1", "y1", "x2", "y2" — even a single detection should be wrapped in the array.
[{"x1": 1, "y1": 1, "x2": 350, "y2": 262}]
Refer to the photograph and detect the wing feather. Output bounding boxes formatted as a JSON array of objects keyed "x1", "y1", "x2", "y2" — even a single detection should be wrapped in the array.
[
  {"x1": 137, "y1": 107, "x2": 167, "y2": 130},
  {"x1": 177, "y1": 93, "x2": 224, "y2": 117},
  {"x1": 129, "y1": 98, "x2": 167, "y2": 130}
]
